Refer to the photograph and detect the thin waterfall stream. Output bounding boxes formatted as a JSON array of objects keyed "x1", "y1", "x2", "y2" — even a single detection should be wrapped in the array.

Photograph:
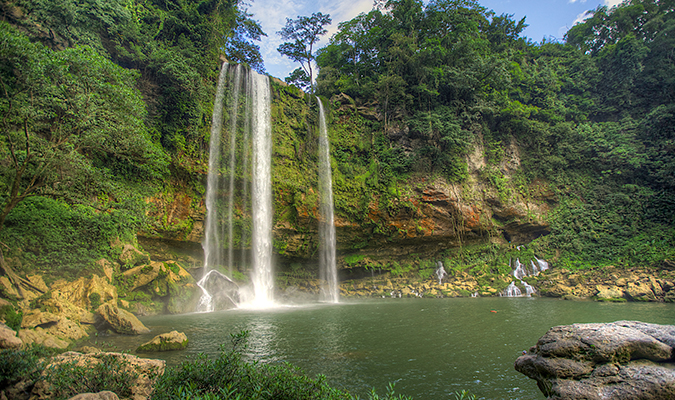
[{"x1": 317, "y1": 98, "x2": 339, "y2": 303}]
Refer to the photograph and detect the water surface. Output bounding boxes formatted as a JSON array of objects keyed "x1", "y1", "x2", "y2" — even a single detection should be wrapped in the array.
[{"x1": 86, "y1": 298, "x2": 675, "y2": 399}]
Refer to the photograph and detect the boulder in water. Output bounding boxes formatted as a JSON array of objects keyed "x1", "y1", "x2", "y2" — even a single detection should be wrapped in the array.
[
  {"x1": 515, "y1": 321, "x2": 675, "y2": 399},
  {"x1": 136, "y1": 330, "x2": 188, "y2": 352},
  {"x1": 96, "y1": 302, "x2": 150, "y2": 335},
  {"x1": 199, "y1": 270, "x2": 239, "y2": 310}
]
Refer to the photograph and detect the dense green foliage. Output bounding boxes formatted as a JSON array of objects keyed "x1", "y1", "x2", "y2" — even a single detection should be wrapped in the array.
[
  {"x1": 315, "y1": 0, "x2": 675, "y2": 269},
  {"x1": 0, "y1": 0, "x2": 265, "y2": 276}
]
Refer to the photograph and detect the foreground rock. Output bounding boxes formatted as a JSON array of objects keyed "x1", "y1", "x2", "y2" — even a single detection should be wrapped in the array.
[
  {"x1": 515, "y1": 321, "x2": 675, "y2": 399},
  {"x1": 68, "y1": 392, "x2": 119, "y2": 400},
  {"x1": 0, "y1": 321, "x2": 22, "y2": 349},
  {"x1": 137, "y1": 330, "x2": 188, "y2": 352},
  {"x1": 29, "y1": 352, "x2": 164, "y2": 400}
]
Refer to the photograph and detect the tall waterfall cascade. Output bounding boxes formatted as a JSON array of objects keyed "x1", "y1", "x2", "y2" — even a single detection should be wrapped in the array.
[
  {"x1": 197, "y1": 64, "x2": 275, "y2": 311},
  {"x1": 317, "y1": 99, "x2": 339, "y2": 303}
]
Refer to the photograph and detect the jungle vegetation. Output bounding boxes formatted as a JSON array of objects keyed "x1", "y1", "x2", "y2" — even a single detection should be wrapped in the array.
[{"x1": 0, "y1": 0, "x2": 673, "y2": 279}]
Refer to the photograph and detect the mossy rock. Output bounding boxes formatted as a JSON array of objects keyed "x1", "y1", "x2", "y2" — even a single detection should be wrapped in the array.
[{"x1": 137, "y1": 330, "x2": 188, "y2": 352}]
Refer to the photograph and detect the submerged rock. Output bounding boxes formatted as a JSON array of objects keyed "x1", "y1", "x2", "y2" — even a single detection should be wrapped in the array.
[
  {"x1": 515, "y1": 321, "x2": 675, "y2": 399},
  {"x1": 137, "y1": 330, "x2": 188, "y2": 352}
]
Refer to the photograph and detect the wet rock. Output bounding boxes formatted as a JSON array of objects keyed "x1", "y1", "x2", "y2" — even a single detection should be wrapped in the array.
[
  {"x1": 625, "y1": 281, "x2": 656, "y2": 301},
  {"x1": 96, "y1": 303, "x2": 150, "y2": 335},
  {"x1": 137, "y1": 330, "x2": 188, "y2": 352},
  {"x1": 515, "y1": 321, "x2": 675, "y2": 399},
  {"x1": 0, "y1": 322, "x2": 22, "y2": 349},
  {"x1": 595, "y1": 285, "x2": 625, "y2": 300}
]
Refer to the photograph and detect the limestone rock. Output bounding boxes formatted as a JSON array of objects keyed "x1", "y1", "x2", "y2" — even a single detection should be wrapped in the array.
[
  {"x1": 68, "y1": 392, "x2": 119, "y2": 400},
  {"x1": 19, "y1": 327, "x2": 70, "y2": 349},
  {"x1": 625, "y1": 281, "x2": 656, "y2": 301},
  {"x1": 94, "y1": 259, "x2": 115, "y2": 282},
  {"x1": 21, "y1": 309, "x2": 61, "y2": 329},
  {"x1": 0, "y1": 322, "x2": 22, "y2": 349},
  {"x1": 595, "y1": 285, "x2": 625, "y2": 300},
  {"x1": 137, "y1": 330, "x2": 188, "y2": 352},
  {"x1": 96, "y1": 303, "x2": 150, "y2": 335},
  {"x1": 50, "y1": 275, "x2": 117, "y2": 311},
  {"x1": 119, "y1": 244, "x2": 151, "y2": 268},
  {"x1": 122, "y1": 262, "x2": 162, "y2": 291},
  {"x1": 515, "y1": 321, "x2": 675, "y2": 400},
  {"x1": 33, "y1": 352, "x2": 164, "y2": 400}
]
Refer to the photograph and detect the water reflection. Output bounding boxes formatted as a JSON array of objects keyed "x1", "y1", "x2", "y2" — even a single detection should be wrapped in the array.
[{"x1": 81, "y1": 298, "x2": 675, "y2": 400}]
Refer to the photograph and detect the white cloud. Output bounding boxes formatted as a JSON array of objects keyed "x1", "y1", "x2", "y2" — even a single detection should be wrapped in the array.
[
  {"x1": 568, "y1": 0, "x2": 587, "y2": 3},
  {"x1": 572, "y1": 10, "x2": 592, "y2": 26},
  {"x1": 603, "y1": 0, "x2": 624, "y2": 7}
]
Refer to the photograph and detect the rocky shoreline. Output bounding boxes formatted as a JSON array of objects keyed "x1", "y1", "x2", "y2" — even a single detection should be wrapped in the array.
[{"x1": 2, "y1": 245, "x2": 675, "y2": 352}]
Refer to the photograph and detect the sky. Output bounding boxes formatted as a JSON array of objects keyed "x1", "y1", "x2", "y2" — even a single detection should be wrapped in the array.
[{"x1": 247, "y1": 0, "x2": 626, "y2": 80}]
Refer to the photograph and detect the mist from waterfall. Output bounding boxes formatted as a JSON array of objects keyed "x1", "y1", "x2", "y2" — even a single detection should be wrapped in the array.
[
  {"x1": 197, "y1": 64, "x2": 274, "y2": 312},
  {"x1": 317, "y1": 99, "x2": 339, "y2": 303}
]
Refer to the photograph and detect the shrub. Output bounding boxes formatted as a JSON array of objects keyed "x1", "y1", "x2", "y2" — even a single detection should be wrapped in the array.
[{"x1": 42, "y1": 353, "x2": 143, "y2": 400}]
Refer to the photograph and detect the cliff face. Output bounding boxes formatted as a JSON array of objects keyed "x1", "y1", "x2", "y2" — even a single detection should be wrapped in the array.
[{"x1": 140, "y1": 86, "x2": 555, "y2": 273}]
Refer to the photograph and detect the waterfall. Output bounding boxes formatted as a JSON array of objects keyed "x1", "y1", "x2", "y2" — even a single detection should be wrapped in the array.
[
  {"x1": 501, "y1": 256, "x2": 551, "y2": 297},
  {"x1": 317, "y1": 99, "x2": 339, "y2": 303},
  {"x1": 197, "y1": 63, "x2": 274, "y2": 312},
  {"x1": 226, "y1": 65, "x2": 243, "y2": 277},
  {"x1": 249, "y1": 71, "x2": 274, "y2": 307},
  {"x1": 197, "y1": 62, "x2": 229, "y2": 313},
  {"x1": 502, "y1": 282, "x2": 522, "y2": 297}
]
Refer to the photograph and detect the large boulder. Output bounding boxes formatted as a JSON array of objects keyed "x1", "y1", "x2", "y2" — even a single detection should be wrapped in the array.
[
  {"x1": 0, "y1": 322, "x2": 22, "y2": 349},
  {"x1": 137, "y1": 330, "x2": 188, "y2": 352},
  {"x1": 50, "y1": 275, "x2": 118, "y2": 310},
  {"x1": 19, "y1": 327, "x2": 70, "y2": 349},
  {"x1": 96, "y1": 303, "x2": 150, "y2": 335},
  {"x1": 515, "y1": 321, "x2": 675, "y2": 399}
]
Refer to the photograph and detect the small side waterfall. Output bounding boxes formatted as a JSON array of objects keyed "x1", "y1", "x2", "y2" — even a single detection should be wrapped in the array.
[
  {"x1": 501, "y1": 256, "x2": 550, "y2": 297},
  {"x1": 317, "y1": 99, "x2": 339, "y2": 303},
  {"x1": 197, "y1": 63, "x2": 275, "y2": 311}
]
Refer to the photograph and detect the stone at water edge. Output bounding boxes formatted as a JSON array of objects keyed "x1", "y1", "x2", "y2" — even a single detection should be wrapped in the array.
[
  {"x1": 0, "y1": 321, "x2": 22, "y2": 349},
  {"x1": 137, "y1": 330, "x2": 188, "y2": 352},
  {"x1": 96, "y1": 302, "x2": 150, "y2": 335},
  {"x1": 515, "y1": 321, "x2": 675, "y2": 400}
]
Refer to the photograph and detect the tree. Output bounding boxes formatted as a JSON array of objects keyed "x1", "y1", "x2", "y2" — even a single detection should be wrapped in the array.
[
  {"x1": 0, "y1": 23, "x2": 168, "y2": 234},
  {"x1": 277, "y1": 12, "x2": 331, "y2": 92}
]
